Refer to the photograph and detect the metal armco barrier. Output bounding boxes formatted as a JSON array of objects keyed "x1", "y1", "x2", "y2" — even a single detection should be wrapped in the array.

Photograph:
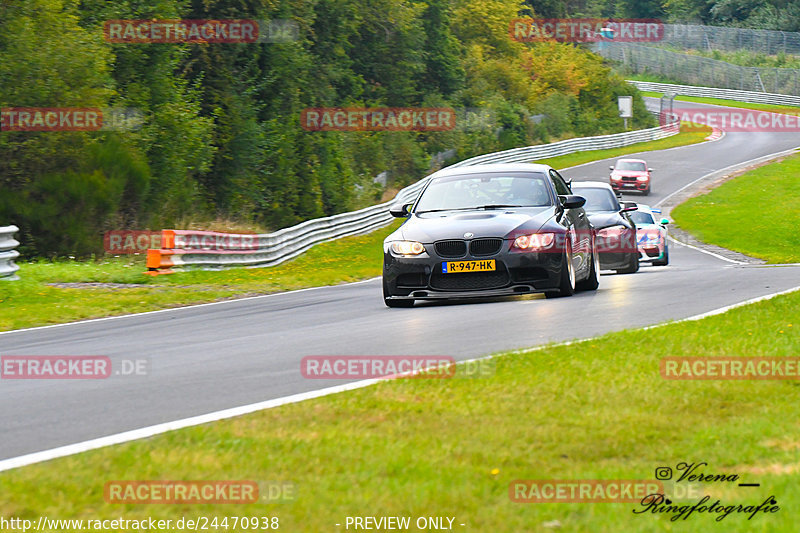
[
  {"x1": 449, "y1": 121, "x2": 677, "y2": 168},
  {"x1": 0, "y1": 226, "x2": 20, "y2": 281},
  {"x1": 145, "y1": 120, "x2": 680, "y2": 274},
  {"x1": 145, "y1": 178, "x2": 428, "y2": 274},
  {"x1": 628, "y1": 80, "x2": 800, "y2": 107}
]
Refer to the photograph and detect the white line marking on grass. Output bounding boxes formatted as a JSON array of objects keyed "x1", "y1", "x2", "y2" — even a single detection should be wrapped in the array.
[
  {"x1": 1, "y1": 286, "x2": 798, "y2": 474},
  {"x1": 666, "y1": 235, "x2": 747, "y2": 265}
]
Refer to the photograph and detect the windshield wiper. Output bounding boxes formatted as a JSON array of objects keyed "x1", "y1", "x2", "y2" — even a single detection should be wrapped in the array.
[{"x1": 417, "y1": 205, "x2": 524, "y2": 214}]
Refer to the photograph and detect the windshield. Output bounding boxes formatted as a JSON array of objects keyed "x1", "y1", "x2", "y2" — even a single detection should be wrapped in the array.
[
  {"x1": 630, "y1": 211, "x2": 655, "y2": 225},
  {"x1": 415, "y1": 172, "x2": 552, "y2": 212},
  {"x1": 571, "y1": 187, "x2": 619, "y2": 212},
  {"x1": 615, "y1": 161, "x2": 646, "y2": 171}
]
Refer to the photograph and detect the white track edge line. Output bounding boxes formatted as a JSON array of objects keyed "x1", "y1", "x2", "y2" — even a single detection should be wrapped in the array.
[
  {"x1": 665, "y1": 235, "x2": 746, "y2": 265},
  {"x1": 0, "y1": 277, "x2": 381, "y2": 337},
  {"x1": 1, "y1": 285, "x2": 799, "y2": 474}
]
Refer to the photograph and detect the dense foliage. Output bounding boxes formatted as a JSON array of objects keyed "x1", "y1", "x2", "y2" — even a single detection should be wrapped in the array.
[
  {"x1": 0, "y1": 0, "x2": 652, "y2": 256},
  {"x1": 525, "y1": 0, "x2": 800, "y2": 31}
]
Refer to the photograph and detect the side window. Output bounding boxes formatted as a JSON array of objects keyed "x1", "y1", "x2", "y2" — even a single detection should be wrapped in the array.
[{"x1": 549, "y1": 169, "x2": 571, "y2": 196}]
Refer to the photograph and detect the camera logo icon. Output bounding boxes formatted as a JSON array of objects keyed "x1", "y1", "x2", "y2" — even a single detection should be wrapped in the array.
[{"x1": 655, "y1": 467, "x2": 673, "y2": 480}]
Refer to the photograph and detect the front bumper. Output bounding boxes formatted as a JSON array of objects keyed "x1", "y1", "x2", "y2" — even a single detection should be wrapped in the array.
[
  {"x1": 638, "y1": 243, "x2": 666, "y2": 262},
  {"x1": 611, "y1": 179, "x2": 649, "y2": 192},
  {"x1": 596, "y1": 227, "x2": 637, "y2": 270},
  {"x1": 383, "y1": 243, "x2": 564, "y2": 300}
]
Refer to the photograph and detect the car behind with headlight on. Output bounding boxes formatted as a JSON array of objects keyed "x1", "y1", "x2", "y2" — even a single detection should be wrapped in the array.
[
  {"x1": 630, "y1": 204, "x2": 670, "y2": 266},
  {"x1": 609, "y1": 158, "x2": 652, "y2": 195},
  {"x1": 570, "y1": 181, "x2": 639, "y2": 274},
  {"x1": 382, "y1": 164, "x2": 600, "y2": 308}
]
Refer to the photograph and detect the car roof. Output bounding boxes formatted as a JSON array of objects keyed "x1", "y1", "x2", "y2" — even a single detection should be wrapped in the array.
[
  {"x1": 570, "y1": 180, "x2": 614, "y2": 190},
  {"x1": 616, "y1": 158, "x2": 646, "y2": 163},
  {"x1": 430, "y1": 163, "x2": 553, "y2": 179},
  {"x1": 634, "y1": 204, "x2": 655, "y2": 214}
]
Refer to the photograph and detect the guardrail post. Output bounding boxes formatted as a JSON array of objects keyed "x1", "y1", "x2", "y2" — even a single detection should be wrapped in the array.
[{"x1": 0, "y1": 225, "x2": 21, "y2": 281}]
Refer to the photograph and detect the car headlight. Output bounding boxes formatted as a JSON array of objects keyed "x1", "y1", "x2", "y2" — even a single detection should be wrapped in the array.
[
  {"x1": 636, "y1": 176, "x2": 648, "y2": 181},
  {"x1": 512, "y1": 232, "x2": 555, "y2": 251},
  {"x1": 390, "y1": 241, "x2": 426, "y2": 255},
  {"x1": 597, "y1": 226, "x2": 623, "y2": 238}
]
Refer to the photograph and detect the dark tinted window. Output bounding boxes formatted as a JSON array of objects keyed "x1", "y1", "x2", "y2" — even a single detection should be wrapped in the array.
[
  {"x1": 549, "y1": 170, "x2": 571, "y2": 195},
  {"x1": 616, "y1": 161, "x2": 647, "y2": 171},
  {"x1": 571, "y1": 187, "x2": 619, "y2": 212},
  {"x1": 415, "y1": 172, "x2": 552, "y2": 212},
  {"x1": 630, "y1": 211, "x2": 655, "y2": 225}
]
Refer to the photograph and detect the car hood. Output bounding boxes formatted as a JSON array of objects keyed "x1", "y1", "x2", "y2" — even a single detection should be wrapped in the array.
[
  {"x1": 398, "y1": 207, "x2": 556, "y2": 242},
  {"x1": 586, "y1": 211, "x2": 627, "y2": 230}
]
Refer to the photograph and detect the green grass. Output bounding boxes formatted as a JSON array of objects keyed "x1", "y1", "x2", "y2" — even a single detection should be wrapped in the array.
[
  {"x1": 672, "y1": 151, "x2": 800, "y2": 264},
  {"x1": 638, "y1": 91, "x2": 799, "y2": 113},
  {"x1": 2, "y1": 289, "x2": 798, "y2": 532},
  {"x1": 0, "y1": 222, "x2": 400, "y2": 332},
  {"x1": 535, "y1": 123, "x2": 712, "y2": 169}
]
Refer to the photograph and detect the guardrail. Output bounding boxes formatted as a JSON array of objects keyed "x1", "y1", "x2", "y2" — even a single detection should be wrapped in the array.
[
  {"x1": 629, "y1": 80, "x2": 800, "y2": 107},
  {"x1": 145, "y1": 120, "x2": 680, "y2": 274},
  {"x1": 145, "y1": 179, "x2": 428, "y2": 274},
  {"x1": 0, "y1": 226, "x2": 21, "y2": 281},
  {"x1": 449, "y1": 121, "x2": 677, "y2": 167}
]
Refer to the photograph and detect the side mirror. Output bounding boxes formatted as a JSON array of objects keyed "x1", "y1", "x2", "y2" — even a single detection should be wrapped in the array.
[
  {"x1": 389, "y1": 203, "x2": 413, "y2": 218},
  {"x1": 648, "y1": 168, "x2": 654, "y2": 172},
  {"x1": 660, "y1": 218, "x2": 670, "y2": 225},
  {"x1": 559, "y1": 195, "x2": 586, "y2": 209},
  {"x1": 620, "y1": 201, "x2": 638, "y2": 213}
]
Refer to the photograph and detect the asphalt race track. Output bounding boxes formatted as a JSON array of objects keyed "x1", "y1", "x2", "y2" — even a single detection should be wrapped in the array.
[{"x1": 1, "y1": 99, "x2": 799, "y2": 462}]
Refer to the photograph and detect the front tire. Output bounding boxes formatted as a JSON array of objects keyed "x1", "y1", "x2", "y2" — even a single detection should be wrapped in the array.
[
  {"x1": 616, "y1": 251, "x2": 639, "y2": 274},
  {"x1": 546, "y1": 241, "x2": 576, "y2": 298},
  {"x1": 576, "y1": 238, "x2": 600, "y2": 291},
  {"x1": 653, "y1": 245, "x2": 669, "y2": 266}
]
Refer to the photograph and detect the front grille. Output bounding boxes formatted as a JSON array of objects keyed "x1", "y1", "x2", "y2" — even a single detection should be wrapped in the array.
[
  {"x1": 469, "y1": 238, "x2": 503, "y2": 256},
  {"x1": 435, "y1": 240, "x2": 467, "y2": 258},
  {"x1": 430, "y1": 267, "x2": 510, "y2": 291},
  {"x1": 621, "y1": 176, "x2": 637, "y2": 182}
]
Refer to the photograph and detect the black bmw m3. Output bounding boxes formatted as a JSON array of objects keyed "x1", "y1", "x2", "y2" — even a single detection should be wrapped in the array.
[{"x1": 382, "y1": 164, "x2": 600, "y2": 307}]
